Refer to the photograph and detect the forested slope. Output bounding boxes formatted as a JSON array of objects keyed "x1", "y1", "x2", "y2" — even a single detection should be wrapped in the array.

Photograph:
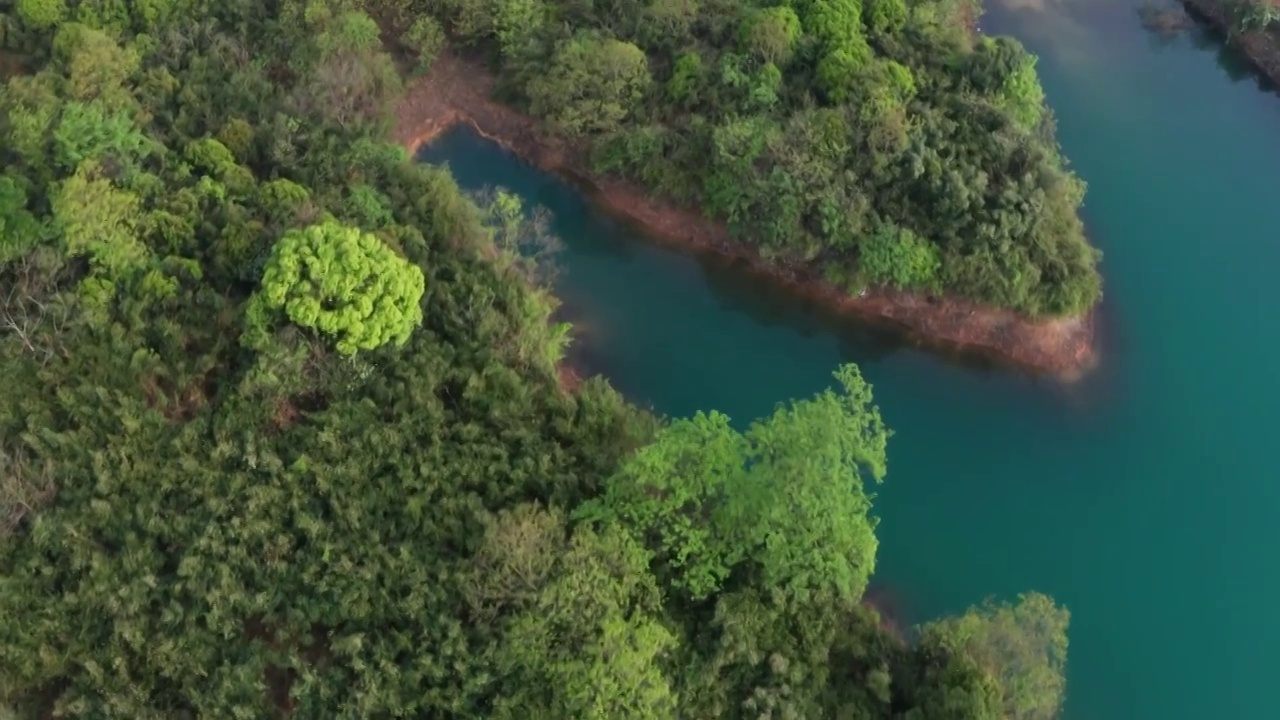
[
  {"x1": 2, "y1": 1, "x2": 1066, "y2": 717},
  {"x1": 384, "y1": 0, "x2": 1102, "y2": 316}
]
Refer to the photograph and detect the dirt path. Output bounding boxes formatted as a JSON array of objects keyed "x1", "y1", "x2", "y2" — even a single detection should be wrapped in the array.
[{"x1": 395, "y1": 53, "x2": 1098, "y2": 381}]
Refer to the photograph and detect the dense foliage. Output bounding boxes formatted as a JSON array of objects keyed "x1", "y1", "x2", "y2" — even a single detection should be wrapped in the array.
[
  {"x1": 1, "y1": 1, "x2": 1069, "y2": 717},
  {"x1": 408, "y1": 0, "x2": 1102, "y2": 315}
]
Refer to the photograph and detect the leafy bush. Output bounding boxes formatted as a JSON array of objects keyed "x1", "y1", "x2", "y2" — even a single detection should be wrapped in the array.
[
  {"x1": 527, "y1": 35, "x2": 651, "y2": 136},
  {"x1": 859, "y1": 222, "x2": 942, "y2": 291},
  {"x1": 250, "y1": 221, "x2": 426, "y2": 355},
  {"x1": 404, "y1": 16, "x2": 446, "y2": 71}
]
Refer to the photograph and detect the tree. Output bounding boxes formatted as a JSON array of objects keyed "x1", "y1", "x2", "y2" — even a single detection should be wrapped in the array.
[
  {"x1": 1233, "y1": 0, "x2": 1280, "y2": 33},
  {"x1": 466, "y1": 505, "x2": 677, "y2": 718},
  {"x1": 55, "y1": 24, "x2": 141, "y2": 111},
  {"x1": 53, "y1": 101, "x2": 150, "y2": 172},
  {"x1": 249, "y1": 220, "x2": 426, "y2": 355},
  {"x1": 51, "y1": 160, "x2": 146, "y2": 275},
  {"x1": 816, "y1": 40, "x2": 873, "y2": 103},
  {"x1": 527, "y1": 35, "x2": 651, "y2": 137},
  {"x1": 1001, "y1": 53, "x2": 1046, "y2": 131},
  {"x1": 739, "y1": 7, "x2": 802, "y2": 65},
  {"x1": 492, "y1": 0, "x2": 544, "y2": 56},
  {"x1": 403, "y1": 16, "x2": 445, "y2": 71},
  {"x1": 578, "y1": 364, "x2": 889, "y2": 602},
  {"x1": 640, "y1": 0, "x2": 698, "y2": 50},
  {"x1": 0, "y1": 444, "x2": 57, "y2": 539},
  {"x1": 666, "y1": 50, "x2": 704, "y2": 105},
  {"x1": 858, "y1": 222, "x2": 941, "y2": 291},
  {"x1": 865, "y1": 0, "x2": 908, "y2": 35},
  {"x1": 805, "y1": 0, "x2": 865, "y2": 50},
  {"x1": 0, "y1": 2, "x2": 1083, "y2": 715},
  {"x1": 966, "y1": 37, "x2": 1047, "y2": 131},
  {"x1": 920, "y1": 592, "x2": 1070, "y2": 720}
]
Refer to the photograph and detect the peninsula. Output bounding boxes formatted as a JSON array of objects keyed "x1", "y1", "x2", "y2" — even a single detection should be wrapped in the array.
[{"x1": 391, "y1": 0, "x2": 1102, "y2": 377}]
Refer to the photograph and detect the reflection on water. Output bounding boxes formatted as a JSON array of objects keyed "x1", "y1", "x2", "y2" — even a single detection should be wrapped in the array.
[
  {"x1": 996, "y1": 0, "x2": 1280, "y2": 94},
  {"x1": 1186, "y1": 24, "x2": 1279, "y2": 90},
  {"x1": 985, "y1": 0, "x2": 1110, "y2": 67}
]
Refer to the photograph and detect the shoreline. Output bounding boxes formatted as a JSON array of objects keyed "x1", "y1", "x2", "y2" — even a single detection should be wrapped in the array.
[
  {"x1": 1179, "y1": 0, "x2": 1280, "y2": 86},
  {"x1": 395, "y1": 53, "x2": 1099, "y2": 381}
]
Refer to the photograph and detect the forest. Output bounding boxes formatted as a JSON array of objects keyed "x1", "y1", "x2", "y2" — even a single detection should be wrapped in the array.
[
  {"x1": 1, "y1": 0, "x2": 1067, "y2": 717},
  {"x1": 381, "y1": 0, "x2": 1104, "y2": 316}
]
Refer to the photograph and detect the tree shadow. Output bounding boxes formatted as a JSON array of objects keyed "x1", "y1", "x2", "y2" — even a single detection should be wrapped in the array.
[{"x1": 1176, "y1": 4, "x2": 1280, "y2": 93}]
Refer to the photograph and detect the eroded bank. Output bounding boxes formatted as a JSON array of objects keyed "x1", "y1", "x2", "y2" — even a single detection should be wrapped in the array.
[{"x1": 1179, "y1": 0, "x2": 1280, "y2": 85}]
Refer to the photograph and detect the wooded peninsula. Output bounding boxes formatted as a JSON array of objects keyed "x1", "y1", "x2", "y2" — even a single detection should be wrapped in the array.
[
  {"x1": 1, "y1": 0, "x2": 1071, "y2": 717},
  {"x1": 404, "y1": 0, "x2": 1103, "y2": 317}
]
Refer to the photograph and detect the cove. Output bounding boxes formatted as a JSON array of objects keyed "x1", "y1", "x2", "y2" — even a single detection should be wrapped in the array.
[{"x1": 420, "y1": 0, "x2": 1280, "y2": 716}]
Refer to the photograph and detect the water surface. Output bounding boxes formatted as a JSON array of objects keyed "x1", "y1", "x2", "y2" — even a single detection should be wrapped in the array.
[{"x1": 421, "y1": 5, "x2": 1280, "y2": 715}]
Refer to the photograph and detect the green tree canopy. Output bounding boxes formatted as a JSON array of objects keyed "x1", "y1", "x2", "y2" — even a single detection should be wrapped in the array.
[
  {"x1": 859, "y1": 222, "x2": 942, "y2": 291},
  {"x1": 921, "y1": 592, "x2": 1071, "y2": 720},
  {"x1": 250, "y1": 220, "x2": 426, "y2": 355},
  {"x1": 578, "y1": 364, "x2": 889, "y2": 602},
  {"x1": 464, "y1": 503, "x2": 677, "y2": 718}
]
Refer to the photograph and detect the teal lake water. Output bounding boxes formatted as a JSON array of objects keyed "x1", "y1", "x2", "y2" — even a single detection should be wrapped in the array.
[{"x1": 421, "y1": 1, "x2": 1280, "y2": 716}]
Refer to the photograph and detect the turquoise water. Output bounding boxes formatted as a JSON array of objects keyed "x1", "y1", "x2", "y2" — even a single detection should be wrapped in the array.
[{"x1": 421, "y1": 2, "x2": 1280, "y2": 716}]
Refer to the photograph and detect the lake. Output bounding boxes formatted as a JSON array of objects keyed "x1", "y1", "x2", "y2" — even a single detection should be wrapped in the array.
[{"x1": 420, "y1": 1, "x2": 1280, "y2": 716}]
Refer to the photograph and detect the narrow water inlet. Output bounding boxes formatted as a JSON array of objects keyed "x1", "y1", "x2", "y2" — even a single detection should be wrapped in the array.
[
  {"x1": 420, "y1": 124, "x2": 1101, "y2": 385},
  {"x1": 419, "y1": 9, "x2": 1280, "y2": 711}
]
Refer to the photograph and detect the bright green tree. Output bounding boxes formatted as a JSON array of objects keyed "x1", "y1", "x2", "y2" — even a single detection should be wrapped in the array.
[
  {"x1": 666, "y1": 50, "x2": 704, "y2": 105},
  {"x1": 55, "y1": 24, "x2": 141, "y2": 110},
  {"x1": 0, "y1": 178, "x2": 44, "y2": 266},
  {"x1": 815, "y1": 40, "x2": 873, "y2": 103},
  {"x1": 920, "y1": 592, "x2": 1070, "y2": 720},
  {"x1": 51, "y1": 160, "x2": 145, "y2": 274},
  {"x1": 16, "y1": 0, "x2": 68, "y2": 29},
  {"x1": 859, "y1": 222, "x2": 941, "y2": 291},
  {"x1": 403, "y1": 16, "x2": 446, "y2": 71},
  {"x1": 1002, "y1": 52, "x2": 1047, "y2": 130},
  {"x1": 805, "y1": 0, "x2": 864, "y2": 49},
  {"x1": 53, "y1": 102, "x2": 150, "y2": 171},
  {"x1": 579, "y1": 364, "x2": 889, "y2": 602},
  {"x1": 251, "y1": 220, "x2": 426, "y2": 355},
  {"x1": 865, "y1": 0, "x2": 907, "y2": 34}
]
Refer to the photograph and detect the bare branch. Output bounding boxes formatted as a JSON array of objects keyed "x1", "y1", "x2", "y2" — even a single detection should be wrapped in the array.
[
  {"x1": 0, "y1": 254, "x2": 73, "y2": 366},
  {"x1": 0, "y1": 444, "x2": 57, "y2": 538}
]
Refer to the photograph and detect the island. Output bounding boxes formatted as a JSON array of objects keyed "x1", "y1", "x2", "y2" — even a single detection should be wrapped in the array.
[{"x1": 0, "y1": 0, "x2": 1068, "y2": 717}]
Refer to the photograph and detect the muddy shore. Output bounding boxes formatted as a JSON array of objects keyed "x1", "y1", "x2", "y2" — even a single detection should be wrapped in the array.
[
  {"x1": 1179, "y1": 0, "x2": 1280, "y2": 86},
  {"x1": 395, "y1": 53, "x2": 1098, "y2": 380}
]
